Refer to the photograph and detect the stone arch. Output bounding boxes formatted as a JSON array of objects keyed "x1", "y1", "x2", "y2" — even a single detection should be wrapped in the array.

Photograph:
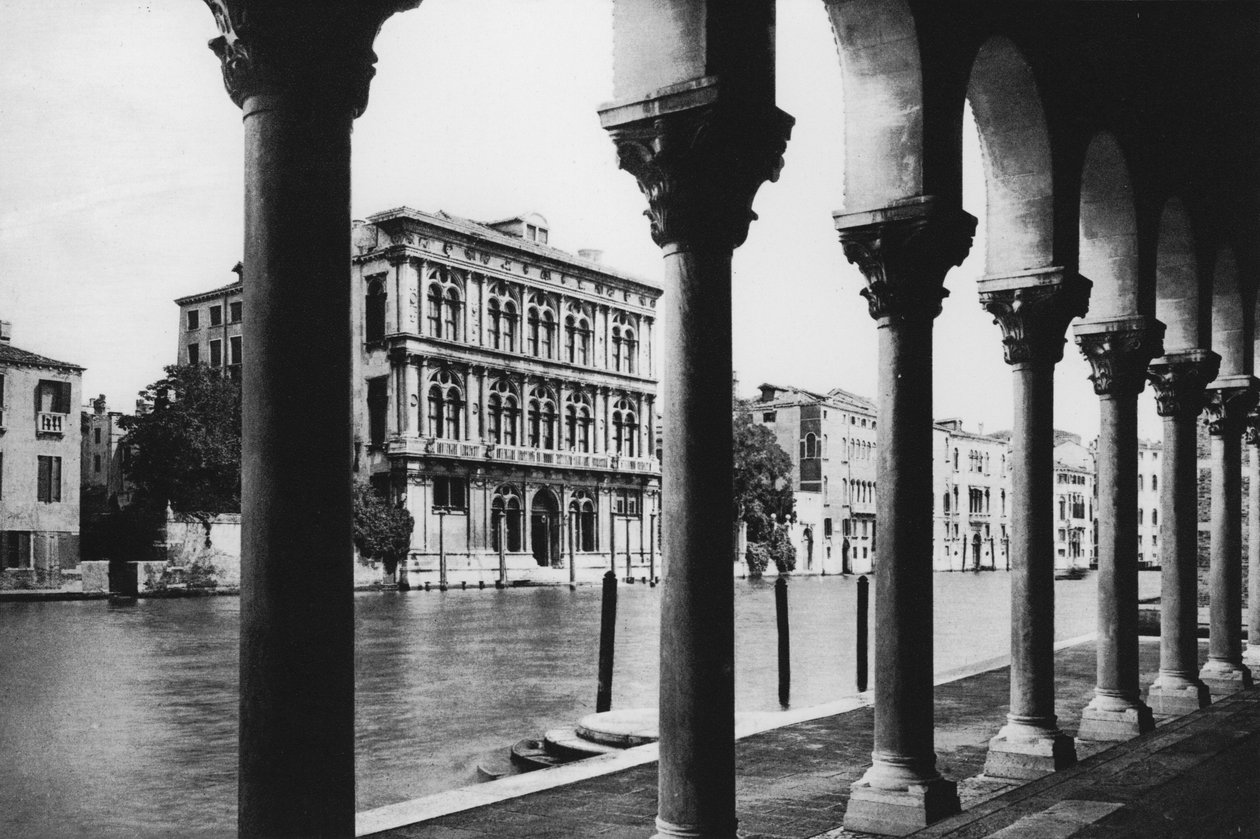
[
  {"x1": 1212, "y1": 246, "x2": 1246, "y2": 376},
  {"x1": 1153, "y1": 197, "x2": 1202, "y2": 353},
  {"x1": 1079, "y1": 132, "x2": 1140, "y2": 318},
  {"x1": 825, "y1": 0, "x2": 925, "y2": 210},
  {"x1": 965, "y1": 36, "x2": 1054, "y2": 274}
]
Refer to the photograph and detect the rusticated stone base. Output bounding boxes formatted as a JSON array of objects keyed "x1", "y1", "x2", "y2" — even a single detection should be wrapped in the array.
[
  {"x1": 1076, "y1": 702, "x2": 1155, "y2": 742},
  {"x1": 1146, "y1": 679, "x2": 1211, "y2": 716},
  {"x1": 841, "y1": 777, "x2": 960, "y2": 836},
  {"x1": 1199, "y1": 661, "x2": 1254, "y2": 696},
  {"x1": 983, "y1": 729, "x2": 1077, "y2": 780}
]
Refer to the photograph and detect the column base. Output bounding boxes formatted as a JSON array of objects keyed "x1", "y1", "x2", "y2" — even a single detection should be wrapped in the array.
[
  {"x1": 1242, "y1": 643, "x2": 1260, "y2": 668},
  {"x1": 841, "y1": 777, "x2": 960, "y2": 836},
  {"x1": 1146, "y1": 676, "x2": 1210, "y2": 716},
  {"x1": 1198, "y1": 660, "x2": 1254, "y2": 696},
  {"x1": 651, "y1": 816, "x2": 737, "y2": 839},
  {"x1": 1076, "y1": 695, "x2": 1155, "y2": 742},
  {"x1": 982, "y1": 726, "x2": 1077, "y2": 780}
]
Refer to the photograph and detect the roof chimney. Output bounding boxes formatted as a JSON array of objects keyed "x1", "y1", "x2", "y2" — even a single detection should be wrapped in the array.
[
  {"x1": 231, "y1": 261, "x2": 244, "y2": 281},
  {"x1": 0, "y1": 320, "x2": 10, "y2": 343},
  {"x1": 578, "y1": 248, "x2": 603, "y2": 263}
]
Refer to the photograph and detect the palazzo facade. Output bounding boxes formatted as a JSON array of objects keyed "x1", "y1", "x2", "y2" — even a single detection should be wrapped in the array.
[{"x1": 351, "y1": 209, "x2": 661, "y2": 579}]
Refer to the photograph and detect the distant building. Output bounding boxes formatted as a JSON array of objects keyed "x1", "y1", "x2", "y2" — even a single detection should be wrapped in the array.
[
  {"x1": 80, "y1": 394, "x2": 136, "y2": 519},
  {"x1": 934, "y1": 419, "x2": 1012, "y2": 572},
  {"x1": 751, "y1": 383, "x2": 1098, "y2": 574},
  {"x1": 0, "y1": 320, "x2": 83, "y2": 587},
  {"x1": 174, "y1": 262, "x2": 243, "y2": 376},
  {"x1": 1053, "y1": 431, "x2": 1095, "y2": 569},
  {"x1": 1136, "y1": 439, "x2": 1162, "y2": 567},
  {"x1": 174, "y1": 211, "x2": 663, "y2": 581}
]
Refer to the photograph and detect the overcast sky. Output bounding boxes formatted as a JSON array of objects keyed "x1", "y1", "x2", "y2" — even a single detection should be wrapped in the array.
[{"x1": 0, "y1": 1, "x2": 1165, "y2": 442}]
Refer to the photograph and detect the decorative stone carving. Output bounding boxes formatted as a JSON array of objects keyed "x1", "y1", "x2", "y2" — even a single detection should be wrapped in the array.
[
  {"x1": 1073, "y1": 317, "x2": 1165, "y2": 397},
  {"x1": 834, "y1": 198, "x2": 977, "y2": 323},
  {"x1": 1203, "y1": 379, "x2": 1259, "y2": 437},
  {"x1": 202, "y1": 0, "x2": 420, "y2": 116},
  {"x1": 1146, "y1": 350, "x2": 1220, "y2": 419},
  {"x1": 978, "y1": 269, "x2": 1091, "y2": 365},
  {"x1": 602, "y1": 95, "x2": 794, "y2": 250},
  {"x1": 1245, "y1": 412, "x2": 1260, "y2": 447}
]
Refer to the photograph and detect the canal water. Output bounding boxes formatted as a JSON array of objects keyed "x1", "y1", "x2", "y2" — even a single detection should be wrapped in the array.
[{"x1": 0, "y1": 571, "x2": 1157, "y2": 838}]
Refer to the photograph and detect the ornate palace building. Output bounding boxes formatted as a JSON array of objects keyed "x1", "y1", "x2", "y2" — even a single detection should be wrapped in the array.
[{"x1": 351, "y1": 209, "x2": 661, "y2": 579}]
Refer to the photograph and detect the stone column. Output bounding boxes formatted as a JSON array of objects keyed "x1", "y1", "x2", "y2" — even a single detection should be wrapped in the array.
[
  {"x1": 834, "y1": 196, "x2": 976, "y2": 834},
  {"x1": 477, "y1": 366, "x2": 488, "y2": 442},
  {"x1": 1246, "y1": 416, "x2": 1260, "y2": 668},
  {"x1": 1145, "y1": 351, "x2": 1218, "y2": 713},
  {"x1": 402, "y1": 353, "x2": 420, "y2": 437},
  {"x1": 1199, "y1": 378, "x2": 1258, "y2": 693},
  {"x1": 201, "y1": 3, "x2": 418, "y2": 836},
  {"x1": 601, "y1": 85, "x2": 792, "y2": 839},
  {"x1": 417, "y1": 357, "x2": 430, "y2": 437},
  {"x1": 1073, "y1": 316, "x2": 1164, "y2": 741},
  {"x1": 978, "y1": 267, "x2": 1090, "y2": 779}
]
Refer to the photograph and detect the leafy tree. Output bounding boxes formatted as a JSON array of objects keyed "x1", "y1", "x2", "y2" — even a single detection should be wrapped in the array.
[
  {"x1": 733, "y1": 401, "x2": 795, "y2": 543},
  {"x1": 119, "y1": 364, "x2": 242, "y2": 519},
  {"x1": 352, "y1": 481, "x2": 414, "y2": 581}
]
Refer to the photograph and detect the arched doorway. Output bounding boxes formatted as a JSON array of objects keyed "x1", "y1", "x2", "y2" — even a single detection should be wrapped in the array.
[
  {"x1": 971, "y1": 532, "x2": 982, "y2": 571},
  {"x1": 531, "y1": 487, "x2": 560, "y2": 567}
]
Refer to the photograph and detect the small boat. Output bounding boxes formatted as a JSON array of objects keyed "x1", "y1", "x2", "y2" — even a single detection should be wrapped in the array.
[{"x1": 1054, "y1": 566, "x2": 1087, "y2": 581}]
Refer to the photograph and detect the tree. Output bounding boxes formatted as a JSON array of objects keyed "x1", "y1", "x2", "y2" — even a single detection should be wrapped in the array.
[
  {"x1": 733, "y1": 401, "x2": 796, "y2": 576},
  {"x1": 733, "y1": 401, "x2": 795, "y2": 542},
  {"x1": 352, "y1": 481, "x2": 414, "y2": 581},
  {"x1": 119, "y1": 364, "x2": 242, "y2": 519}
]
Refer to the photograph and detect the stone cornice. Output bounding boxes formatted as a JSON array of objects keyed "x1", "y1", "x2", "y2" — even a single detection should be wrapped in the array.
[
  {"x1": 1203, "y1": 376, "x2": 1259, "y2": 437},
  {"x1": 600, "y1": 79, "x2": 794, "y2": 251},
  {"x1": 978, "y1": 268, "x2": 1092, "y2": 366},
  {"x1": 1146, "y1": 349, "x2": 1220, "y2": 419},
  {"x1": 1073, "y1": 316, "x2": 1165, "y2": 397},
  {"x1": 833, "y1": 196, "x2": 977, "y2": 324},
  {"x1": 202, "y1": 1, "x2": 420, "y2": 116}
]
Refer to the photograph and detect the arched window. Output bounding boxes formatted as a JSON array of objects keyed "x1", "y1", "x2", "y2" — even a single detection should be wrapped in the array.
[
  {"x1": 427, "y1": 370, "x2": 463, "y2": 440},
  {"x1": 842, "y1": 479, "x2": 848, "y2": 502},
  {"x1": 487, "y1": 379, "x2": 519, "y2": 446},
  {"x1": 1152, "y1": 474, "x2": 1158, "y2": 491},
  {"x1": 611, "y1": 313, "x2": 637, "y2": 373},
  {"x1": 565, "y1": 391, "x2": 594, "y2": 452},
  {"x1": 1152, "y1": 508, "x2": 1158, "y2": 526},
  {"x1": 804, "y1": 433, "x2": 818, "y2": 458},
  {"x1": 566, "y1": 308, "x2": 591, "y2": 365},
  {"x1": 487, "y1": 298, "x2": 502, "y2": 349},
  {"x1": 526, "y1": 293, "x2": 555, "y2": 358},
  {"x1": 612, "y1": 397, "x2": 639, "y2": 457},
  {"x1": 1138, "y1": 475, "x2": 1144, "y2": 491},
  {"x1": 365, "y1": 278, "x2": 386, "y2": 342},
  {"x1": 1138, "y1": 508, "x2": 1145, "y2": 525},
  {"x1": 943, "y1": 492, "x2": 950, "y2": 513},
  {"x1": 491, "y1": 485, "x2": 523, "y2": 553},
  {"x1": 529, "y1": 385, "x2": 557, "y2": 449},
  {"x1": 569, "y1": 491, "x2": 597, "y2": 552},
  {"x1": 953, "y1": 448, "x2": 959, "y2": 471},
  {"x1": 427, "y1": 270, "x2": 463, "y2": 341}
]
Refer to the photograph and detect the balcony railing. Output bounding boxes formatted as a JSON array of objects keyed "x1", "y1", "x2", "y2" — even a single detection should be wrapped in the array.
[
  {"x1": 384, "y1": 436, "x2": 659, "y2": 474},
  {"x1": 37, "y1": 412, "x2": 67, "y2": 435}
]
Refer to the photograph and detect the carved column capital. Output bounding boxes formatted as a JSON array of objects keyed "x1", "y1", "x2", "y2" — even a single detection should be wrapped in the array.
[
  {"x1": 1146, "y1": 349, "x2": 1220, "y2": 419},
  {"x1": 202, "y1": 0, "x2": 421, "y2": 116},
  {"x1": 599, "y1": 80, "x2": 794, "y2": 251},
  {"x1": 1204, "y1": 376, "x2": 1259, "y2": 437},
  {"x1": 1245, "y1": 412, "x2": 1260, "y2": 447},
  {"x1": 977, "y1": 268, "x2": 1091, "y2": 366},
  {"x1": 833, "y1": 197, "x2": 977, "y2": 323},
  {"x1": 1073, "y1": 316, "x2": 1165, "y2": 397}
]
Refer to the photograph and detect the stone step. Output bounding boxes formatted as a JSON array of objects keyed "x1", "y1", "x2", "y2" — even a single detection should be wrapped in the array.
[
  {"x1": 509, "y1": 738, "x2": 568, "y2": 772},
  {"x1": 543, "y1": 728, "x2": 623, "y2": 761},
  {"x1": 576, "y1": 708, "x2": 659, "y2": 748},
  {"x1": 474, "y1": 747, "x2": 521, "y2": 782}
]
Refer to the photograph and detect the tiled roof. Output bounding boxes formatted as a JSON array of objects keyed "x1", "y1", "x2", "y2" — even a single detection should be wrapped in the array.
[{"x1": 0, "y1": 341, "x2": 83, "y2": 371}]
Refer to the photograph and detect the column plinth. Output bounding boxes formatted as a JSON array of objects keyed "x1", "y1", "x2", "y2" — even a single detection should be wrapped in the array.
[
  {"x1": 1073, "y1": 316, "x2": 1164, "y2": 742},
  {"x1": 978, "y1": 268, "x2": 1089, "y2": 779},
  {"x1": 1199, "y1": 378, "x2": 1258, "y2": 695},
  {"x1": 201, "y1": 3, "x2": 419, "y2": 837},
  {"x1": 1245, "y1": 416, "x2": 1260, "y2": 668},
  {"x1": 601, "y1": 79, "x2": 793, "y2": 839},
  {"x1": 1144, "y1": 350, "x2": 1218, "y2": 715},
  {"x1": 835, "y1": 196, "x2": 976, "y2": 835}
]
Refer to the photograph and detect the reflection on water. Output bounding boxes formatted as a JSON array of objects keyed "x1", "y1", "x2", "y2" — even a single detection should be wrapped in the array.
[{"x1": 0, "y1": 571, "x2": 1157, "y2": 838}]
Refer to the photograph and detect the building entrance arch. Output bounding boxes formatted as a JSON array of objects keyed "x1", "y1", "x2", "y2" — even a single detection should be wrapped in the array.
[
  {"x1": 530, "y1": 487, "x2": 560, "y2": 567},
  {"x1": 972, "y1": 532, "x2": 982, "y2": 571}
]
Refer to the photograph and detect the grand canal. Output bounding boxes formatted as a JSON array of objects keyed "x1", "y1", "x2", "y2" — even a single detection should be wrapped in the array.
[{"x1": 0, "y1": 571, "x2": 1158, "y2": 838}]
